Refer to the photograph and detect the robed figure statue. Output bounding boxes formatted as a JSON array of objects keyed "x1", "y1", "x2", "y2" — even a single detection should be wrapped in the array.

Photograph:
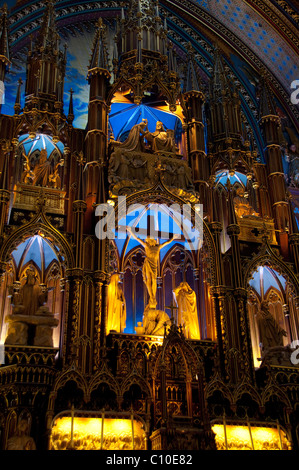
[
  {"x1": 257, "y1": 300, "x2": 287, "y2": 350},
  {"x1": 106, "y1": 274, "x2": 126, "y2": 335},
  {"x1": 173, "y1": 282, "x2": 200, "y2": 339}
]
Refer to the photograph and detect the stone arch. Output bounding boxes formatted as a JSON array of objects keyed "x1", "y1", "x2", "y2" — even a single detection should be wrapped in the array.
[
  {"x1": 51, "y1": 371, "x2": 89, "y2": 410},
  {"x1": 0, "y1": 218, "x2": 74, "y2": 274},
  {"x1": 243, "y1": 246, "x2": 299, "y2": 295}
]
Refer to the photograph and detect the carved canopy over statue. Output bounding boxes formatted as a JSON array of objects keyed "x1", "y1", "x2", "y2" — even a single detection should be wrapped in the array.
[
  {"x1": 173, "y1": 282, "x2": 200, "y2": 340},
  {"x1": 106, "y1": 273, "x2": 126, "y2": 334},
  {"x1": 257, "y1": 300, "x2": 287, "y2": 350}
]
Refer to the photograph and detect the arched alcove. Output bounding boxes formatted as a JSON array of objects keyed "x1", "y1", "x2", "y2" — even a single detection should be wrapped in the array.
[
  {"x1": 247, "y1": 264, "x2": 299, "y2": 367},
  {"x1": 0, "y1": 230, "x2": 71, "y2": 349}
]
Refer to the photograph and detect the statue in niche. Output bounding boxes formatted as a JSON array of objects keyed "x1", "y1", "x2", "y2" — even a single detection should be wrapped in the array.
[
  {"x1": 257, "y1": 300, "x2": 287, "y2": 350},
  {"x1": 22, "y1": 151, "x2": 35, "y2": 184},
  {"x1": 118, "y1": 119, "x2": 149, "y2": 153},
  {"x1": 146, "y1": 121, "x2": 177, "y2": 154},
  {"x1": 33, "y1": 148, "x2": 51, "y2": 186},
  {"x1": 128, "y1": 227, "x2": 176, "y2": 310},
  {"x1": 6, "y1": 419, "x2": 36, "y2": 450},
  {"x1": 173, "y1": 282, "x2": 200, "y2": 340},
  {"x1": 5, "y1": 266, "x2": 58, "y2": 347},
  {"x1": 49, "y1": 159, "x2": 64, "y2": 189},
  {"x1": 131, "y1": 155, "x2": 147, "y2": 181},
  {"x1": 9, "y1": 267, "x2": 48, "y2": 317},
  {"x1": 177, "y1": 165, "x2": 193, "y2": 190},
  {"x1": 106, "y1": 273, "x2": 126, "y2": 334},
  {"x1": 163, "y1": 161, "x2": 176, "y2": 186},
  {"x1": 233, "y1": 187, "x2": 259, "y2": 218}
]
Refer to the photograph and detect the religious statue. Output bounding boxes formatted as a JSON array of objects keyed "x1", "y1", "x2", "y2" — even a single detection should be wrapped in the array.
[
  {"x1": 49, "y1": 159, "x2": 64, "y2": 189},
  {"x1": 5, "y1": 266, "x2": 58, "y2": 347},
  {"x1": 6, "y1": 419, "x2": 36, "y2": 450},
  {"x1": 131, "y1": 155, "x2": 147, "y2": 181},
  {"x1": 22, "y1": 151, "x2": 35, "y2": 184},
  {"x1": 33, "y1": 148, "x2": 52, "y2": 186},
  {"x1": 128, "y1": 227, "x2": 176, "y2": 309},
  {"x1": 257, "y1": 300, "x2": 287, "y2": 351},
  {"x1": 14, "y1": 267, "x2": 48, "y2": 316},
  {"x1": 173, "y1": 282, "x2": 200, "y2": 340},
  {"x1": 177, "y1": 165, "x2": 193, "y2": 190},
  {"x1": 118, "y1": 119, "x2": 149, "y2": 153},
  {"x1": 106, "y1": 273, "x2": 126, "y2": 335},
  {"x1": 233, "y1": 187, "x2": 259, "y2": 218},
  {"x1": 145, "y1": 121, "x2": 176, "y2": 154}
]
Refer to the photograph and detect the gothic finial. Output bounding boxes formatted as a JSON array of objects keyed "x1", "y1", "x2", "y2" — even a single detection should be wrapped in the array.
[
  {"x1": 67, "y1": 88, "x2": 74, "y2": 125},
  {"x1": 185, "y1": 43, "x2": 201, "y2": 92},
  {"x1": 35, "y1": 0, "x2": 58, "y2": 51},
  {"x1": 89, "y1": 17, "x2": 109, "y2": 71}
]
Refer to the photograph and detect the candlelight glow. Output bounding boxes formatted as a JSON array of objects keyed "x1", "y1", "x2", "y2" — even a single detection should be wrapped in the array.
[
  {"x1": 50, "y1": 417, "x2": 145, "y2": 450},
  {"x1": 212, "y1": 424, "x2": 291, "y2": 450}
]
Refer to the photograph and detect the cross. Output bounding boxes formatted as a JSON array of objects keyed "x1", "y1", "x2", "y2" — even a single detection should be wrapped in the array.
[
  {"x1": 251, "y1": 227, "x2": 260, "y2": 237},
  {"x1": 165, "y1": 302, "x2": 178, "y2": 322}
]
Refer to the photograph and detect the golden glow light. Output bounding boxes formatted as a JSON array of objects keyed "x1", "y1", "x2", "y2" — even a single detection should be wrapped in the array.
[
  {"x1": 212, "y1": 424, "x2": 291, "y2": 450},
  {"x1": 50, "y1": 417, "x2": 145, "y2": 451}
]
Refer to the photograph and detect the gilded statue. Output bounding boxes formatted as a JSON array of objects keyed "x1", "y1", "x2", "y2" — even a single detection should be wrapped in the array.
[
  {"x1": 128, "y1": 227, "x2": 176, "y2": 309},
  {"x1": 49, "y1": 159, "x2": 64, "y2": 189},
  {"x1": 145, "y1": 121, "x2": 176, "y2": 154},
  {"x1": 233, "y1": 187, "x2": 259, "y2": 218},
  {"x1": 6, "y1": 419, "x2": 36, "y2": 450},
  {"x1": 257, "y1": 300, "x2": 287, "y2": 350},
  {"x1": 106, "y1": 273, "x2": 126, "y2": 334},
  {"x1": 22, "y1": 151, "x2": 34, "y2": 184},
  {"x1": 173, "y1": 282, "x2": 200, "y2": 339}
]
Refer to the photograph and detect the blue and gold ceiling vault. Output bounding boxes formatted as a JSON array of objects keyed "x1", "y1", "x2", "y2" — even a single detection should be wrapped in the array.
[{"x1": 2, "y1": 0, "x2": 299, "y2": 156}]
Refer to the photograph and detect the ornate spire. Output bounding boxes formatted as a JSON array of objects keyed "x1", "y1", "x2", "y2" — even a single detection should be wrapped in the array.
[
  {"x1": 113, "y1": 1, "x2": 180, "y2": 111},
  {"x1": 258, "y1": 75, "x2": 278, "y2": 119},
  {"x1": 35, "y1": 0, "x2": 58, "y2": 53},
  {"x1": 210, "y1": 46, "x2": 229, "y2": 98},
  {"x1": 67, "y1": 88, "x2": 74, "y2": 125},
  {"x1": 185, "y1": 43, "x2": 201, "y2": 92},
  {"x1": 89, "y1": 18, "x2": 109, "y2": 71},
  {"x1": 24, "y1": 0, "x2": 66, "y2": 113}
]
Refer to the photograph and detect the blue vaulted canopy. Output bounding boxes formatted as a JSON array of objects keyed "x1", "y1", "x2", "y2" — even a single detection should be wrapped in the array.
[
  {"x1": 19, "y1": 134, "x2": 64, "y2": 159},
  {"x1": 109, "y1": 102, "x2": 183, "y2": 144}
]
